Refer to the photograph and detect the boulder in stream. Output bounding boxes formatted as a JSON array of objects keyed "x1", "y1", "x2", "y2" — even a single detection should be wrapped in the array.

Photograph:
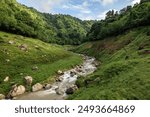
[
  {"x1": 70, "y1": 70, "x2": 76, "y2": 77},
  {"x1": 65, "y1": 88, "x2": 74, "y2": 94},
  {"x1": 43, "y1": 84, "x2": 52, "y2": 90},
  {"x1": 55, "y1": 88, "x2": 64, "y2": 95}
]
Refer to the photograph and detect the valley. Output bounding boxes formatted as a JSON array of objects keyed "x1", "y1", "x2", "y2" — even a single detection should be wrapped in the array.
[{"x1": 0, "y1": 0, "x2": 150, "y2": 100}]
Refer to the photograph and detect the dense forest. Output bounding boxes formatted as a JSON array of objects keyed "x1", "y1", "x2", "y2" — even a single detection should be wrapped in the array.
[
  {"x1": 0, "y1": 0, "x2": 94, "y2": 45},
  {"x1": 86, "y1": 0, "x2": 150, "y2": 41}
]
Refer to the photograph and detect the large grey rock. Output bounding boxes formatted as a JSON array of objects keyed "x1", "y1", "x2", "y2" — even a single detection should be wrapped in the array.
[
  {"x1": 24, "y1": 76, "x2": 33, "y2": 85},
  {"x1": 0, "y1": 94, "x2": 5, "y2": 100},
  {"x1": 32, "y1": 83, "x2": 43, "y2": 92}
]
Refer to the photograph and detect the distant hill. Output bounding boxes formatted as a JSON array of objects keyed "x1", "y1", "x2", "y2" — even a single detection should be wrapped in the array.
[{"x1": 0, "y1": 0, "x2": 94, "y2": 45}]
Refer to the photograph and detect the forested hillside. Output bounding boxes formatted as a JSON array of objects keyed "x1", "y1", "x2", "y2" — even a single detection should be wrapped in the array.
[
  {"x1": 0, "y1": 0, "x2": 94, "y2": 45},
  {"x1": 86, "y1": 0, "x2": 150, "y2": 41}
]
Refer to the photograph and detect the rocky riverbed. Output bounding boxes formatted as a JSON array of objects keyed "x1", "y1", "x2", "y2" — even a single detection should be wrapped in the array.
[{"x1": 15, "y1": 56, "x2": 97, "y2": 100}]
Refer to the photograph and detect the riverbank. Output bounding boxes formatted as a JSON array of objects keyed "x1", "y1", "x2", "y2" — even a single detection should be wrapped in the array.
[{"x1": 15, "y1": 56, "x2": 97, "y2": 100}]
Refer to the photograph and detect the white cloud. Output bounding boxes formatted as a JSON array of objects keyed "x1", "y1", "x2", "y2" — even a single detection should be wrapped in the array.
[
  {"x1": 97, "y1": 11, "x2": 107, "y2": 19},
  {"x1": 92, "y1": 0, "x2": 117, "y2": 5},
  {"x1": 102, "y1": 0, "x2": 116, "y2": 5},
  {"x1": 23, "y1": 0, "x2": 68, "y2": 13},
  {"x1": 131, "y1": 0, "x2": 140, "y2": 5},
  {"x1": 83, "y1": 1, "x2": 90, "y2": 7},
  {"x1": 18, "y1": 0, "x2": 141, "y2": 20},
  {"x1": 78, "y1": 10, "x2": 107, "y2": 20},
  {"x1": 62, "y1": 1, "x2": 92, "y2": 14},
  {"x1": 78, "y1": 14, "x2": 95, "y2": 20}
]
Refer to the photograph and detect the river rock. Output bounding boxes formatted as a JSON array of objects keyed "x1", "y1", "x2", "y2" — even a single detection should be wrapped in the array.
[
  {"x1": 4, "y1": 76, "x2": 9, "y2": 82},
  {"x1": 93, "y1": 61, "x2": 100, "y2": 66},
  {"x1": 32, "y1": 83, "x2": 43, "y2": 92},
  {"x1": 55, "y1": 88, "x2": 64, "y2": 95},
  {"x1": 0, "y1": 94, "x2": 5, "y2": 100},
  {"x1": 65, "y1": 87, "x2": 74, "y2": 94},
  {"x1": 43, "y1": 84, "x2": 52, "y2": 90},
  {"x1": 57, "y1": 70, "x2": 64, "y2": 75},
  {"x1": 70, "y1": 84, "x2": 78, "y2": 91},
  {"x1": 76, "y1": 68, "x2": 82, "y2": 73},
  {"x1": 65, "y1": 85, "x2": 78, "y2": 95},
  {"x1": 8, "y1": 85, "x2": 26, "y2": 97},
  {"x1": 24, "y1": 76, "x2": 33, "y2": 85},
  {"x1": 70, "y1": 71, "x2": 76, "y2": 77},
  {"x1": 51, "y1": 86, "x2": 59, "y2": 90},
  {"x1": 56, "y1": 77, "x2": 63, "y2": 82}
]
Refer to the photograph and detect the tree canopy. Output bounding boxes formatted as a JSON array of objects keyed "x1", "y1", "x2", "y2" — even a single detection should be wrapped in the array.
[
  {"x1": 86, "y1": 1, "x2": 150, "y2": 41},
  {"x1": 0, "y1": 0, "x2": 94, "y2": 45}
]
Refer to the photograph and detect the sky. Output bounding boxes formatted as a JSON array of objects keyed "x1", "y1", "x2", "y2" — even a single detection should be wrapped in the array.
[{"x1": 16, "y1": 0, "x2": 141, "y2": 20}]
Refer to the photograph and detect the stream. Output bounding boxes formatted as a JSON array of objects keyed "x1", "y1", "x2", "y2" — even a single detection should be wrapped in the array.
[{"x1": 16, "y1": 55, "x2": 97, "y2": 100}]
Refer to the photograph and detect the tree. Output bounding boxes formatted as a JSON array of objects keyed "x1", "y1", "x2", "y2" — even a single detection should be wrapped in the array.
[
  {"x1": 106, "y1": 10, "x2": 115, "y2": 19},
  {"x1": 140, "y1": 0, "x2": 150, "y2": 3}
]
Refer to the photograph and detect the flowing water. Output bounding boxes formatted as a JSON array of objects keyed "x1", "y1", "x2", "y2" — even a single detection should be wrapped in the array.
[{"x1": 16, "y1": 56, "x2": 97, "y2": 100}]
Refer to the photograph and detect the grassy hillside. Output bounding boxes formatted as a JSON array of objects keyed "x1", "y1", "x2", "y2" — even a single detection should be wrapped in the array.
[
  {"x1": 0, "y1": 31, "x2": 83, "y2": 95},
  {"x1": 0, "y1": 0, "x2": 94, "y2": 45},
  {"x1": 69, "y1": 27, "x2": 150, "y2": 100}
]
